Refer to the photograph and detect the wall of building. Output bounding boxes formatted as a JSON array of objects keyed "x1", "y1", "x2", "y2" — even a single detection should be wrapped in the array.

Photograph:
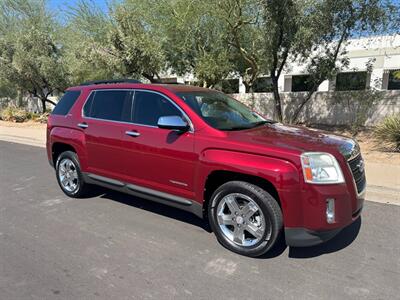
[
  {"x1": 0, "y1": 96, "x2": 57, "y2": 113},
  {"x1": 232, "y1": 35, "x2": 400, "y2": 93},
  {"x1": 229, "y1": 36, "x2": 400, "y2": 127},
  {"x1": 231, "y1": 90, "x2": 400, "y2": 126}
]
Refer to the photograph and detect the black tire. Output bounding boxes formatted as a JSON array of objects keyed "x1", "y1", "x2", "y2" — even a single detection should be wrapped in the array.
[
  {"x1": 208, "y1": 181, "x2": 283, "y2": 257},
  {"x1": 55, "y1": 150, "x2": 90, "y2": 198}
]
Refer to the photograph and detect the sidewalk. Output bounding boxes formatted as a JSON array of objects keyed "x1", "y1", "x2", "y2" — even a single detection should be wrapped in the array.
[
  {"x1": 1, "y1": 121, "x2": 399, "y2": 205},
  {"x1": 0, "y1": 121, "x2": 46, "y2": 148}
]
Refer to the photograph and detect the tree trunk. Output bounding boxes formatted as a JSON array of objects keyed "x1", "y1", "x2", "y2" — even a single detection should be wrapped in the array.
[
  {"x1": 40, "y1": 98, "x2": 47, "y2": 114},
  {"x1": 17, "y1": 90, "x2": 23, "y2": 107},
  {"x1": 243, "y1": 76, "x2": 256, "y2": 94},
  {"x1": 271, "y1": 75, "x2": 283, "y2": 122},
  {"x1": 142, "y1": 72, "x2": 160, "y2": 83},
  {"x1": 290, "y1": 92, "x2": 313, "y2": 124},
  {"x1": 39, "y1": 97, "x2": 57, "y2": 114},
  {"x1": 290, "y1": 29, "x2": 348, "y2": 124}
]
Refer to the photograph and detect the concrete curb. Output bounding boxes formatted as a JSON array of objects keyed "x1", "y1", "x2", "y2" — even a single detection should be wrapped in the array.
[
  {"x1": 0, "y1": 133, "x2": 45, "y2": 148},
  {"x1": 366, "y1": 185, "x2": 400, "y2": 206}
]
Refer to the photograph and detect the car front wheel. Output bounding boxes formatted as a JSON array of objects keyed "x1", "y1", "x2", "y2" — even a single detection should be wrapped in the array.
[{"x1": 208, "y1": 181, "x2": 283, "y2": 257}]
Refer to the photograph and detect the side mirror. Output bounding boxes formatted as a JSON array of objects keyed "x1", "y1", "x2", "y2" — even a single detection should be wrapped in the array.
[{"x1": 157, "y1": 115, "x2": 189, "y2": 131}]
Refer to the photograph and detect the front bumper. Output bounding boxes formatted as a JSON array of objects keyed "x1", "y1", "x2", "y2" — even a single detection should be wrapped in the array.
[
  {"x1": 284, "y1": 227, "x2": 343, "y2": 247},
  {"x1": 285, "y1": 209, "x2": 362, "y2": 247}
]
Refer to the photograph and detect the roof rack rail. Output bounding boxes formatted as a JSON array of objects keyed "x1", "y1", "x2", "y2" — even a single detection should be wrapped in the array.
[{"x1": 80, "y1": 79, "x2": 142, "y2": 86}]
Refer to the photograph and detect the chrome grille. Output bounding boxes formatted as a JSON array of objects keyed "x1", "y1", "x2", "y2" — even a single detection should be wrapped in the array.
[{"x1": 348, "y1": 154, "x2": 366, "y2": 194}]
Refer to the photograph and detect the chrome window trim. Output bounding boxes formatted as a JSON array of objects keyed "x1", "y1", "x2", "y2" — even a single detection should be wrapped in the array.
[{"x1": 80, "y1": 88, "x2": 194, "y2": 132}]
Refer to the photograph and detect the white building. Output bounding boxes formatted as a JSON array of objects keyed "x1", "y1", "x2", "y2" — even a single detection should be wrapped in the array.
[
  {"x1": 170, "y1": 35, "x2": 400, "y2": 94},
  {"x1": 278, "y1": 35, "x2": 400, "y2": 93}
]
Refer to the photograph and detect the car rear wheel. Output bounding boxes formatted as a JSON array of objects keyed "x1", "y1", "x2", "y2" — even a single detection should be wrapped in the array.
[
  {"x1": 56, "y1": 151, "x2": 89, "y2": 198},
  {"x1": 208, "y1": 181, "x2": 283, "y2": 257}
]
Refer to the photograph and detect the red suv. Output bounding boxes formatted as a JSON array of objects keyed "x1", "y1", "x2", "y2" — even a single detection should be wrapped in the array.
[{"x1": 47, "y1": 79, "x2": 365, "y2": 257}]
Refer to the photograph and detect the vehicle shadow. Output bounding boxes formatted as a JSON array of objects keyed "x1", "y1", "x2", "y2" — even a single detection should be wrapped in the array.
[
  {"x1": 257, "y1": 235, "x2": 289, "y2": 259},
  {"x1": 88, "y1": 186, "x2": 212, "y2": 233},
  {"x1": 288, "y1": 217, "x2": 362, "y2": 259},
  {"x1": 81, "y1": 186, "x2": 361, "y2": 259}
]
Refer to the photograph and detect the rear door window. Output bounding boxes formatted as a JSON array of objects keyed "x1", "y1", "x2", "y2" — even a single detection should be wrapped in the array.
[
  {"x1": 84, "y1": 90, "x2": 132, "y2": 122},
  {"x1": 52, "y1": 90, "x2": 81, "y2": 115}
]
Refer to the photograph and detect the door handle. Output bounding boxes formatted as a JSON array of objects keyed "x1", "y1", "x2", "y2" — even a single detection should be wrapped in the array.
[
  {"x1": 77, "y1": 122, "x2": 88, "y2": 129},
  {"x1": 125, "y1": 130, "x2": 140, "y2": 137}
]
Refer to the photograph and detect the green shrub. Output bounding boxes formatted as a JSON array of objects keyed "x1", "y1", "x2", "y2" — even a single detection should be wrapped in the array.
[
  {"x1": 36, "y1": 112, "x2": 49, "y2": 123},
  {"x1": 0, "y1": 106, "x2": 11, "y2": 121},
  {"x1": 0, "y1": 106, "x2": 29, "y2": 122},
  {"x1": 373, "y1": 115, "x2": 400, "y2": 152},
  {"x1": 26, "y1": 112, "x2": 41, "y2": 121}
]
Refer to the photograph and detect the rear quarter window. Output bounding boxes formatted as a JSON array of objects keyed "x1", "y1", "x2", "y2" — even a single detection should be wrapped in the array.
[
  {"x1": 52, "y1": 91, "x2": 81, "y2": 116},
  {"x1": 84, "y1": 90, "x2": 133, "y2": 122}
]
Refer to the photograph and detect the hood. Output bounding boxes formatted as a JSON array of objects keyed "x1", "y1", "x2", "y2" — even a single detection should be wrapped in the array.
[{"x1": 226, "y1": 123, "x2": 360, "y2": 160}]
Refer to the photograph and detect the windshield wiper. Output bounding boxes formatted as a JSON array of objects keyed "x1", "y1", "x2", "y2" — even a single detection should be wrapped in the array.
[
  {"x1": 223, "y1": 126, "x2": 252, "y2": 131},
  {"x1": 249, "y1": 120, "x2": 276, "y2": 128},
  {"x1": 222, "y1": 120, "x2": 276, "y2": 131}
]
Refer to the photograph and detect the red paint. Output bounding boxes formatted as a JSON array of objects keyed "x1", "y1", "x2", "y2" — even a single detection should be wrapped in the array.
[{"x1": 47, "y1": 83, "x2": 364, "y2": 234}]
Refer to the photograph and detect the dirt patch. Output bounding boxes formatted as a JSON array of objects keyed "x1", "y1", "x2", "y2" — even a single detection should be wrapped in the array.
[
  {"x1": 0, "y1": 120, "x2": 46, "y2": 129},
  {"x1": 309, "y1": 125, "x2": 400, "y2": 165},
  {"x1": 355, "y1": 131, "x2": 400, "y2": 164}
]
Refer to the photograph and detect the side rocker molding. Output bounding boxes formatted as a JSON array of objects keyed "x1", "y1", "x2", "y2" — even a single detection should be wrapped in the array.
[
  {"x1": 83, "y1": 173, "x2": 203, "y2": 219},
  {"x1": 87, "y1": 173, "x2": 125, "y2": 187}
]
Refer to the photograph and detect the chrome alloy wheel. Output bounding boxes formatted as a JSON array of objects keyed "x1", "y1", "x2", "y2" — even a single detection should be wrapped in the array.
[
  {"x1": 58, "y1": 158, "x2": 79, "y2": 193},
  {"x1": 216, "y1": 193, "x2": 270, "y2": 247}
]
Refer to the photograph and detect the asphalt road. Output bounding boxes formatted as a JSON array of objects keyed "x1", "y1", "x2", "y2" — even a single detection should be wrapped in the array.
[{"x1": 0, "y1": 141, "x2": 399, "y2": 300}]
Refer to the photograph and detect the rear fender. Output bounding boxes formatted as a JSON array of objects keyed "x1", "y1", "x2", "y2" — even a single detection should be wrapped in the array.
[{"x1": 50, "y1": 127, "x2": 88, "y2": 171}]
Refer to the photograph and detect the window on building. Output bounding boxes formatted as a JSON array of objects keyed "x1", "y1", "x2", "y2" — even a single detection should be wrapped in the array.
[
  {"x1": 336, "y1": 72, "x2": 368, "y2": 91},
  {"x1": 388, "y1": 70, "x2": 400, "y2": 90},
  {"x1": 184, "y1": 80, "x2": 201, "y2": 86},
  {"x1": 220, "y1": 79, "x2": 239, "y2": 94},
  {"x1": 253, "y1": 77, "x2": 273, "y2": 92},
  {"x1": 291, "y1": 75, "x2": 313, "y2": 92},
  {"x1": 159, "y1": 77, "x2": 180, "y2": 84}
]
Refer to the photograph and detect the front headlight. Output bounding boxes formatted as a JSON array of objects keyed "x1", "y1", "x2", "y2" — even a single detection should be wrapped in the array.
[{"x1": 301, "y1": 152, "x2": 344, "y2": 184}]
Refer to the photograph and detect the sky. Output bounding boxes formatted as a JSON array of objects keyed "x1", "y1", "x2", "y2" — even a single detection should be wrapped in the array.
[{"x1": 48, "y1": 0, "x2": 108, "y2": 13}]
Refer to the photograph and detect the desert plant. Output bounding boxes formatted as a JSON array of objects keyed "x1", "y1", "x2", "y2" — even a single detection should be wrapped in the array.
[
  {"x1": 36, "y1": 112, "x2": 49, "y2": 123},
  {"x1": 0, "y1": 106, "x2": 29, "y2": 122},
  {"x1": 1, "y1": 106, "x2": 15, "y2": 121},
  {"x1": 373, "y1": 115, "x2": 400, "y2": 152}
]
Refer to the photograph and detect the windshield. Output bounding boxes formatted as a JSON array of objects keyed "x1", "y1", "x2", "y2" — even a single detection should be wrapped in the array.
[{"x1": 177, "y1": 91, "x2": 268, "y2": 130}]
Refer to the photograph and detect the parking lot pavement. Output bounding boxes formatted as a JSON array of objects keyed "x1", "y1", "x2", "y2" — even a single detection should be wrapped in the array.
[{"x1": 0, "y1": 140, "x2": 399, "y2": 300}]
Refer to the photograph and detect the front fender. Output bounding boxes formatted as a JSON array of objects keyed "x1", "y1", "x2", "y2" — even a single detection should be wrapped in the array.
[{"x1": 197, "y1": 149, "x2": 303, "y2": 227}]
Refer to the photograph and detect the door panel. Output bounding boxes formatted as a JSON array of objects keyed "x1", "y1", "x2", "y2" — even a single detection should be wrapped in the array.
[
  {"x1": 83, "y1": 119, "x2": 127, "y2": 179},
  {"x1": 122, "y1": 90, "x2": 197, "y2": 199},
  {"x1": 123, "y1": 125, "x2": 196, "y2": 195},
  {"x1": 81, "y1": 90, "x2": 133, "y2": 180}
]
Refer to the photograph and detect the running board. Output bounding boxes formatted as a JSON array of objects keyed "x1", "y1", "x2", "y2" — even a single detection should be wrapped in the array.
[
  {"x1": 87, "y1": 173, "x2": 124, "y2": 187},
  {"x1": 83, "y1": 173, "x2": 203, "y2": 218},
  {"x1": 126, "y1": 183, "x2": 192, "y2": 206}
]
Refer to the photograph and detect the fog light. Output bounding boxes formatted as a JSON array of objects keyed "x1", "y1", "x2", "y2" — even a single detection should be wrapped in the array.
[{"x1": 326, "y1": 198, "x2": 335, "y2": 224}]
